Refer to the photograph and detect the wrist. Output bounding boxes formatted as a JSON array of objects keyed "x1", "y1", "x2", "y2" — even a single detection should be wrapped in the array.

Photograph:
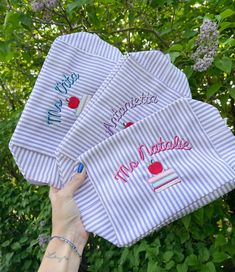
[{"x1": 51, "y1": 228, "x2": 87, "y2": 254}]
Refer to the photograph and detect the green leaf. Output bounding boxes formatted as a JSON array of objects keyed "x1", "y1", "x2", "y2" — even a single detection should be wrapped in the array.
[
  {"x1": 181, "y1": 214, "x2": 191, "y2": 230},
  {"x1": 67, "y1": 0, "x2": 93, "y2": 13},
  {"x1": 169, "y1": 52, "x2": 181, "y2": 63},
  {"x1": 214, "y1": 57, "x2": 233, "y2": 74},
  {"x1": 19, "y1": 236, "x2": 29, "y2": 243},
  {"x1": 87, "y1": 6, "x2": 99, "y2": 25},
  {"x1": 205, "y1": 262, "x2": 216, "y2": 272},
  {"x1": 212, "y1": 252, "x2": 228, "y2": 263},
  {"x1": 163, "y1": 251, "x2": 174, "y2": 262},
  {"x1": 29, "y1": 239, "x2": 39, "y2": 248},
  {"x1": 219, "y1": 22, "x2": 235, "y2": 32},
  {"x1": 0, "y1": 0, "x2": 7, "y2": 11},
  {"x1": 119, "y1": 248, "x2": 129, "y2": 265},
  {"x1": 229, "y1": 88, "x2": 235, "y2": 99},
  {"x1": 2, "y1": 239, "x2": 12, "y2": 247},
  {"x1": 146, "y1": 246, "x2": 160, "y2": 260},
  {"x1": 166, "y1": 260, "x2": 175, "y2": 270},
  {"x1": 183, "y1": 66, "x2": 193, "y2": 79},
  {"x1": 0, "y1": 41, "x2": 15, "y2": 62},
  {"x1": 67, "y1": 1, "x2": 83, "y2": 13},
  {"x1": 183, "y1": 29, "x2": 197, "y2": 39},
  {"x1": 215, "y1": 234, "x2": 226, "y2": 247},
  {"x1": 220, "y1": 9, "x2": 235, "y2": 20},
  {"x1": 150, "y1": 0, "x2": 167, "y2": 8},
  {"x1": 207, "y1": 83, "x2": 222, "y2": 98},
  {"x1": 169, "y1": 44, "x2": 183, "y2": 52},
  {"x1": 4, "y1": 11, "x2": 21, "y2": 30},
  {"x1": 199, "y1": 247, "x2": 210, "y2": 262},
  {"x1": 193, "y1": 208, "x2": 204, "y2": 226},
  {"x1": 147, "y1": 261, "x2": 159, "y2": 272},
  {"x1": 136, "y1": 240, "x2": 148, "y2": 253},
  {"x1": 4, "y1": 252, "x2": 14, "y2": 263},
  {"x1": 185, "y1": 37, "x2": 196, "y2": 52},
  {"x1": 174, "y1": 251, "x2": 185, "y2": 263},
  {"x1": 19, "y1": 14, "x2": 33, "y2": 29},
  {"x1": 223, "y1": 38, "x2": 235, "y2": 47},
  {"x1": 186, "y1": 254, "x2": 198, "y2": 266},
  {"x1": 11, "y1": 242, "x2": 21, "y2": 250},
  {"x1": 180, "y1": 230, "x2": 190, "y2": 244},
  {"x1": 22, "y1": 260, "x2": 32, "y2": 270},
  {"x1": 176, "y1": 263, "x2": 188, "y2": 272},
  {"x1": 129, "y1": 10, "x2": 135, "y2": 26}
]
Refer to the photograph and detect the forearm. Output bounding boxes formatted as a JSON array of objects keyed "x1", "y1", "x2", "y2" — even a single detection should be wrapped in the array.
[
  {"x1": 38, "y1": 170, "x2": 88, "y2": 271},
  {"x1": 38, "y1": 229, "x2": 86, "y2": 272},
  {"x1": 66, "y1": 229, "x2": 87, "y2": 272}
]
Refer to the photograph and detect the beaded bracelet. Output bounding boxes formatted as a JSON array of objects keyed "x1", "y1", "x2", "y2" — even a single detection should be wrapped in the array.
[{"x1": 49, "y1": 235, "x2": 82, "y2": 259}]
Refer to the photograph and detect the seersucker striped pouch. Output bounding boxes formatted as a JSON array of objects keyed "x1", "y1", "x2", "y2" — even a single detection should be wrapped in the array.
[
  {"x1": 76, "y1": 98, "x2": 235, "y2": 247},
  {"x1": 9, "y1": 32, "x2": 122, "y2": 186},
  {"x1": 56, "y1": 50, "x2": 191, "y2": 186}
]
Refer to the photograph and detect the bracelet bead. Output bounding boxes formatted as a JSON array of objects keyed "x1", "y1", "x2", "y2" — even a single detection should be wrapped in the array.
[{"x1": 49, "y1": 235, "x2": 82, "y2": 259}]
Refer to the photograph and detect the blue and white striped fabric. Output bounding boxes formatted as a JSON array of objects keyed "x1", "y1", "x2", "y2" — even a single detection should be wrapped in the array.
[
  {"x1": 75, "y1": 98, "x2": 235, "y2": 247},
  {"x1": 56, "y1": 51, "x2": 191, "y2": 185},
  {"x1": 9, "y1": 32, "x2": 122, "y2": 186}
]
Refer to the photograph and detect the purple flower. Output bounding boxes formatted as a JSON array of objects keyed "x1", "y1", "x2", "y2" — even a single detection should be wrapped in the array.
[
  {"x1": 30, "y1": 0, "x2": 59, "y2": 12},
  {"x1": 44, "y1": 0, "x2": 59, "y2": 9},
  {"x1": 39, "y1": 220, "x2": 46, "y2": 227},
  {"x1": 38, "y1": 234, "x2": 48, "y2": 247},
  {"x1": 192, "y1": 19, "x2": 218, "y2": 72},
  {"x1": 31, "y1": 1, "x2": 45, "y2": 12}
]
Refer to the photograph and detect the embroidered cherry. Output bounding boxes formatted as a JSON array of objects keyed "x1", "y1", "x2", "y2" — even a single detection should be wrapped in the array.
[
  {"x1": 68, "y1": 96, "x2": 80, "y2": 109},
  {"x1": 148, "y1": 160, "x2": 163, "y2": 175},
  {"x1": 124, "y1": 122, "x2": 134, "y2": 128}
]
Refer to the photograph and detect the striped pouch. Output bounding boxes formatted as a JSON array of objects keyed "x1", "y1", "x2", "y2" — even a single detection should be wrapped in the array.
[
  {"x1": 75, "y1": 98, "x2": 235, "y2": 247},
  {"x1": 9, "y1": 32, "x2": 122, "y2": 186},
  {"x1": 56, "y1": 51, "x2": 191, "y2": 186}
]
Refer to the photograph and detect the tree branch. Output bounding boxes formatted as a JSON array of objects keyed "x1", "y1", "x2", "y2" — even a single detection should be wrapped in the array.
[
  {"x1": 33, "y1": 17, "x2": 68, "y2": 28},
  {"x1": 88, "y1": 27, "x2": 169, "y2": 48},
  {"x1": 58, "y1": 1, "x2": 74, "y2": 32},
  {"x1": 0, "y1": 78, "x2": 16, "y2": 111}
]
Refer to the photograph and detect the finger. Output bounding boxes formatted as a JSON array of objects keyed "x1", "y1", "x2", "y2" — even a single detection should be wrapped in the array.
[
  {"x1": 63, "y1": 163, "x2": 86, "y2": 195},
  {"x1": 49, "y1": 186, "x2": 60, "y2": 199},
  {"x1": 64, "y1": 171, "x2": 87, "y2": 195}
]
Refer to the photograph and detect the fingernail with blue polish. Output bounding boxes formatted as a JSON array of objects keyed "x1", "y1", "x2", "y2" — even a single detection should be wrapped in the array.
[{"x1": 77, "y1": 162, "x2": 84, "y2": 173}]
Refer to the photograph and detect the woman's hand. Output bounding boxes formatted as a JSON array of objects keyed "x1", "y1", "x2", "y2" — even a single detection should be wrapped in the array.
[
  {"x1": 49, "y1": 169, "x2": 89, "y2": 245},
  {"x1": 38, "y1": 164, "x2": 89, "y2": 272}
]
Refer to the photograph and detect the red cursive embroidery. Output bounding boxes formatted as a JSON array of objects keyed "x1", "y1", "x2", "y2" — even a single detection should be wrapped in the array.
[
  {"x1": 114, "y1": 136, "x2": 192, "y2": 182},
  {"x1": 138, "y1": 136, "x2": 192, "y2": 161},
  {"x1": 114, "y1": 161, "x2": 139, "y2": 182}
]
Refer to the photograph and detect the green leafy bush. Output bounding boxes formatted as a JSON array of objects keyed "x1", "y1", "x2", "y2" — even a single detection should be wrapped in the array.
[{"x1": 0, "y1": 0, "x2": 234, "y2": 271}]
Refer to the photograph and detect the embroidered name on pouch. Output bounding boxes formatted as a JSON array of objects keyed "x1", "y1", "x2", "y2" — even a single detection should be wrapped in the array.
[
  {"x1": 47, "y1": 73, "x2": 79, "y2": 125},
  {"x1": 103, "y1": 93, "x2": 158, "y2": 136},
  {"x1": 114, "y1": 136, "x2": 192, "y2": 183}
]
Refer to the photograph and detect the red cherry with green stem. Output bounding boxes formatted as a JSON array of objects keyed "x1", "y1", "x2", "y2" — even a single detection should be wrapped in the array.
[
  {"x1": 148, "y1": 160, "x2": 163, "y2": 175},
  {"x1": 68, "y1": 96, "x2": 80, "y2": 109}
]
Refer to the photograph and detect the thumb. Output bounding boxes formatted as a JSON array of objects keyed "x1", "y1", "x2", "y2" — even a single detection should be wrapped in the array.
[{"x1": 63, "y1": 163, "x2": 86, "y2": 195}]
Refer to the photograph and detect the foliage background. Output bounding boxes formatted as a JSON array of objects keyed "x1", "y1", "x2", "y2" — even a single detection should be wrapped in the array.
[{"x1": 0, "y1": 0, "x2": 235, "y2": 271}]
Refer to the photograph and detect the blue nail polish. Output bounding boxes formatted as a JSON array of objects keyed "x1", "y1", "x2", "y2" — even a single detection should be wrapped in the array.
[{"x1": 77, "y1": 162, "x2": 84, "y2": 173}]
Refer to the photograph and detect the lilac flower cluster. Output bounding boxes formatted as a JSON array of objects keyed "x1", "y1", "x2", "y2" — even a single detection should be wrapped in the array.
[
  {"x1": 38, "y1": 220, "x2": 48, "y2": 247},
  {"x1": 31, "y1": 0, "x2": 59, "y2": 12},
  {"x1": 192, "y1": 19, "x2": 218, "y2": 72},
  {"x1": 38, "y1": 233, "x2": 48, "y2": 247}
]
